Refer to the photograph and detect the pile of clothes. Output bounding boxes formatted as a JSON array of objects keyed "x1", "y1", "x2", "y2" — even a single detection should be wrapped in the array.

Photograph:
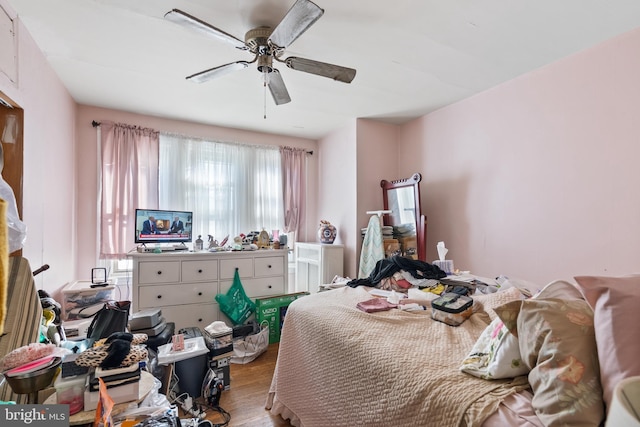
[{"x1": 347, "y1": 256, "x2": 447, "y2": 290}]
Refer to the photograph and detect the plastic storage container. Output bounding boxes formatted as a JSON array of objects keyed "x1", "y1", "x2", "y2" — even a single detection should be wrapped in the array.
[
  {"x1": 54, "y1": 373, "x2": 87, "y2": 415},
  {"x1": 203, "y1": 321, "x2": 233, "y2": 358},
  {"x1": 62, "y1": 280, "x2": 114, "y2": 321}
]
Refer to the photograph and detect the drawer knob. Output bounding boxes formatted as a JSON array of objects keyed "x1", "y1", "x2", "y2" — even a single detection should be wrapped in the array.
[
  {"x1": 157, "y1": 271, "x2": 162, "y2": 275},
  {"x1": 198, "y1": 318, "x2": 203, "y2": 322},
  {"x1": 198, "y1": 292, "x2": 203, "y2": 296},
  {"x1": 198, "y1": 269, "x2": 203, "y2": 273},
  {"x1": 268, "y1": 265, "x2": 272, "y2": 268},
  {"x1": 268, "y1": 285, "x2": 272, "y2": 289},
  {"x1": 157, "y1": 295, "x2": 162, "y2": 299}
]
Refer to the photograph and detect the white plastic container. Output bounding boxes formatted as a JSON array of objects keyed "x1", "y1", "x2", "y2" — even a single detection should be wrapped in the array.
[
  {"x1": 157, "y1": 336, "x2": 209, "y2": 365},
  {"x1": 55, "y1": 373, "x2": 87, "y2": 415},
  {"x1": 62, "y1": 280, "x2": 114, "y2": 320}
]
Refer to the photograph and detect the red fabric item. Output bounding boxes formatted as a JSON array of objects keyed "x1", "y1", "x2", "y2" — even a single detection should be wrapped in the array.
[{"x1": 395, "y1": 278, "x2": 413, "y2": 289}]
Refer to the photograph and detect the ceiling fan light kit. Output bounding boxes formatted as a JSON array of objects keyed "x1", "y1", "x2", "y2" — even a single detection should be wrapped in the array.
[{"x1": 164, "y1": 0, "x2": 356, "y2": 106}]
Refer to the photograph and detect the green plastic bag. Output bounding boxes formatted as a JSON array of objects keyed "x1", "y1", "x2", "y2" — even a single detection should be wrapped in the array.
[{"x1": 215, "y1": 269, "x2": 256, "y2": 325}]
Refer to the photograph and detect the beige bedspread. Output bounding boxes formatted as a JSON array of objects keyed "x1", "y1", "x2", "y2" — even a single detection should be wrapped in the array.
[{"x1": 266, "y1": 286, "x2": 528, "y2": 427}]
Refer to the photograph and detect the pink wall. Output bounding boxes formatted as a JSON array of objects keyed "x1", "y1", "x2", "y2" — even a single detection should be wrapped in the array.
[
  {"x1": 355, "y1": 119, "x2": 399, "y2": 276},
  {"x1": 314, "y1": 118, "x2": 399, "y2": 279},
  {"x1": 0, "y1": 1, "x2": 77, "y2": 295},
  {"x1": 399, "y1": 28, "x2": 640, "y2": 286},
  {"x1": 315, "y1": 122, "x2": 357, "y2": 276}
]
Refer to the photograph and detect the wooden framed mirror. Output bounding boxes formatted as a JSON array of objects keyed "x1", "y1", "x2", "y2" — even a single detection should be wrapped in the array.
[{"x1": 380, "y1": 173, "x2": 426, "y2": 261}]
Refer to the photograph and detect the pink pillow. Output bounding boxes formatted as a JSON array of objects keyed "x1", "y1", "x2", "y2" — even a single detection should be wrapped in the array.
[{"x1": 574, "y1": 274, "x2": 640, "y2": 413}]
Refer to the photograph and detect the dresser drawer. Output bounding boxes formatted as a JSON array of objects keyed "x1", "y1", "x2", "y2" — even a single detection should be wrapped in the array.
[
  {"x1": 219, "y1": 258, "x2": 253, "y2": 279},
  {"x1": 255, "y1": 256, "x2": 285, "y2": 277},
  {"x1": 159, "y1": 303, "x2": 219, "y2": 332},
  {"x1": 182, "y1": 260, "x2": 218, "y2": 282},
  {"x1": 220, "y1": 277, "x2": 284, "y2": 298},
  {"x1": 138, "y1": 282, "x2": 218, "y2": 308},
  {"x1": 138, "y1": 261, "x2": 180, "y2": 284}
]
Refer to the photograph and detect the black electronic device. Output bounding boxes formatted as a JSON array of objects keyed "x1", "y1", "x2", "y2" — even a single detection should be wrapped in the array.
[
  {"x1": 129, "y1": 308, "x2": 162, "y2": 330},
  {"x1": 61, "y1": 361, "x2": 89, "y2": 378},
  {"x1": 91, "y1": 267, "x2": 108, "y2": 287},
  {"x1": 135, "y1": 208, "x2": 193, "y2": 245},
  {"x1": 202, "y1": 368, "x2": 225, "y2": 407},
  {"x1": 61, "y1": 354, "x2": 90, "y2": 378}
]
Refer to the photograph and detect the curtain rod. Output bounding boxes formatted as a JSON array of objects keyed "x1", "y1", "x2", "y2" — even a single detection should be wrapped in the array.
[{"x1": 91, "y1": 120, "x2": 313, "y2": 155}]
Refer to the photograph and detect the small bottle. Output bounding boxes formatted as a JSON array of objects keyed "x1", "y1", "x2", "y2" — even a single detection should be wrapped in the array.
[{"x1": 195, "y1": 235, "x2": 204, "y2": 251}]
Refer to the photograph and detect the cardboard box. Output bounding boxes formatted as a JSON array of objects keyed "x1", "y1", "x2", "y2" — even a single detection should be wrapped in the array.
[
  {"x1": 255, "y1": 292, "x2": 309, "y2": 344},
  {"x1": 383, "y1": 238, "x2": 400, "y2": 257}
]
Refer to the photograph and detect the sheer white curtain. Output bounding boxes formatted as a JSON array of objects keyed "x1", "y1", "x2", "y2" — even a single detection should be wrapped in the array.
[{"x1": 159, "y1": 134, "x2": 283, "y2": 241}]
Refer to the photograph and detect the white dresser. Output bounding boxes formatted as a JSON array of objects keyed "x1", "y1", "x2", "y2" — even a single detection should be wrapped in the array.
[
  {"x1": 130, "y1": 250, "x2": 288, "y2": 331},
  {"x1": 294, "y1": 242, "x2": 344, "y2": 293}
]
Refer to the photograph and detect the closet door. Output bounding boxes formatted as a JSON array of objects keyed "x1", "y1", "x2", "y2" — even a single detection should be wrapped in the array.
[{"x1": 0, "y1": 92, "x2": 24, "y2": 256}]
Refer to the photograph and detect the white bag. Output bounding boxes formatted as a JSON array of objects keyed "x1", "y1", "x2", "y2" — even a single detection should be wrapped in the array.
[{"x1": 230, "y1": 322, "x2": 269, "y2": 364}]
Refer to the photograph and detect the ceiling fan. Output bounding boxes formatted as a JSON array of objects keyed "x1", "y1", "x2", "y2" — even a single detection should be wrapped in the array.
[{"x1": 164, "y1": 0, "x2": 356, "y2": 106}]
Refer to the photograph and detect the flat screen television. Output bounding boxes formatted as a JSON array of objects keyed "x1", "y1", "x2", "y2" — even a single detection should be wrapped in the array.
[{"x1": 134, "y1": 208, "x2": 193, "y2": 244}]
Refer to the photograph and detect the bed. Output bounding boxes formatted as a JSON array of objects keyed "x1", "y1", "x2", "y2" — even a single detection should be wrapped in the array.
[{"x1": 266, "y1": 274, "x2": 640, "y2": 427}]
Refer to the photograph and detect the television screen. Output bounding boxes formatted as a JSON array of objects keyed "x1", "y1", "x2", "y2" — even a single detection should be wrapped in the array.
[{"x1": 135, "y1": 208, "x2": 193, "y2": 244}]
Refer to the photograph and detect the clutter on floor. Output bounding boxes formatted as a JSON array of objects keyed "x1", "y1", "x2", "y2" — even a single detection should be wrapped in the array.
[{"x1": 1, "y1": 255, "x2": 288, "y2": 426}]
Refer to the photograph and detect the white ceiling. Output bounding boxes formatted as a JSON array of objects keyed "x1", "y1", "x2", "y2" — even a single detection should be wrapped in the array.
[{"x1": 6, "y1": 0, "x2": 640, "y2": 139}]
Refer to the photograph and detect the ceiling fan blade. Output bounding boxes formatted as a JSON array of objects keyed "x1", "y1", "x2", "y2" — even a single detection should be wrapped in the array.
[
  {"x1": 268, "y1": 70, "x2": 292, "y2": 105},
  {"x1": 269, "y1": 0, "x2": 324, "y2": 49},
  {"x1": 187, "y1": 61, "x2": 251, "y2": 83},
  {"x1": 284, "y1": 57, "x2": 356, "y2": 83},
  {"x1": 165, "y1": 9, "x2": 248, "y2": 50}
]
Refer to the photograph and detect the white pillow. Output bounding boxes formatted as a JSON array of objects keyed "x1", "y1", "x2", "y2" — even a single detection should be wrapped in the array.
[{"x1": 460, "y1": 317, "x2": 529, "y2": 380}]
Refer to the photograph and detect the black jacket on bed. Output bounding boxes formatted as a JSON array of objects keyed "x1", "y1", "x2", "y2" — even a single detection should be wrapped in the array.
[{"x1": 347, "y1": 256, "x2": 446, "y2": 288}]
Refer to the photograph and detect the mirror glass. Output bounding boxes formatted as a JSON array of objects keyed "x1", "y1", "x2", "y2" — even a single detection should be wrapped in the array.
[
  {"x1": 386, "y1": 187, "x2": 416, "y2": 226},
  {"x1": 381, "y1": 173, "x2": 426, "y2": 261}
]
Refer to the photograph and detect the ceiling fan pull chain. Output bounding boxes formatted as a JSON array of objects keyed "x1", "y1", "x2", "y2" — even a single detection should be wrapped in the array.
[{"x1": 263, "y1": 68, "x2": 268, "y2": 119}]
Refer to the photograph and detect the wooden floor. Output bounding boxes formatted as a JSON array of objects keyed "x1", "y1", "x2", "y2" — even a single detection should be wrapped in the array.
[{"x1": 197, "y1": 343, "x2": 292, "y2": 427}]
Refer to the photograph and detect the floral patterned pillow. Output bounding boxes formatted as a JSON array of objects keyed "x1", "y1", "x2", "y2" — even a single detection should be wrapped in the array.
[
  {"x1": 460, "y1": 316, "x2": 528, "y2": 380},
  {"x1": 495, "y1": 297, "x2": 605, "y2": 426}
]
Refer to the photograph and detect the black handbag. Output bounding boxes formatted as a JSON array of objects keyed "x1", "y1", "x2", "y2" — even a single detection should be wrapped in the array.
[{"x1": 86, "y1": 301, "x2": 131, "y2": 340}]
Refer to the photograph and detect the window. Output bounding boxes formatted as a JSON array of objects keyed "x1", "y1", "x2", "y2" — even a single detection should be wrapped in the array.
[
  {"x1": 102, "y1": 132, "x2": 284, "y2": 278},
  {"x1": 158, "y1": 134, "x2": 284, "y2": 239}
]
